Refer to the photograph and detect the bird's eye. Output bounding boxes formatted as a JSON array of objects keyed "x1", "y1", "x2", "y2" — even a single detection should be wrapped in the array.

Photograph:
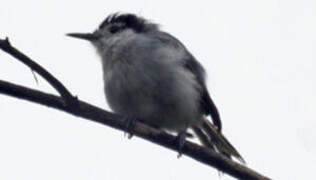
[{"x1": 109, "y1": 25, "x2": 124, "y2": 34}]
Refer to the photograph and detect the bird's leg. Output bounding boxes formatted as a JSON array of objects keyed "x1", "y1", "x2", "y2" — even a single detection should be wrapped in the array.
[
  {"x1": 175, "y1": 130, "x2": 188, "y2": 158},
  {"x1": 123, "y1": 116, "x2": 138, "y2": 139}
]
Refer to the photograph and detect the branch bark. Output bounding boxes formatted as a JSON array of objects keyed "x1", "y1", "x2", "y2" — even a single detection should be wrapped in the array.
[
  {"x1": 0, "y1": 38, "x2": 77, "y2": 107},
  {"x1": 0, "y1": 38, "x2": 271, "y2": 180}
]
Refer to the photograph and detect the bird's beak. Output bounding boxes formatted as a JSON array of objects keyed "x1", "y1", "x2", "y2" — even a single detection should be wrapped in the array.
[{"x1": 66, "y1": 33, "x2": 99, "y2": 41}]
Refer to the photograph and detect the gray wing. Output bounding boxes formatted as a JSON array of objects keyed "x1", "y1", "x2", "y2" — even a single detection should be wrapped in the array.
[
  {"x1": 183, "y1": 54, "x2": 222, "y2": 131},
  {"x1": 150, "y1": 31, "x2": 222, "y2": 131}
]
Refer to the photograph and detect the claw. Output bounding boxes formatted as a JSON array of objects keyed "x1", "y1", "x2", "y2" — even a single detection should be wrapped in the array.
[
  {"x1": 124, "y1": 117, "x2": 136, "y2": 139},
  {"x1": 175, "y1": 131, "x2": 187, "y2": 158}
]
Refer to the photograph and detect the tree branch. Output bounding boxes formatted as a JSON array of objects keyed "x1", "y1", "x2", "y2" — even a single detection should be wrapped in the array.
[
  {"x1": 0, "y1": 38, "x2": 78, "y2": 107},
  {"x1": 0, "y1": 38, "x2": 271, "y2": 180},
  {"x1": 0, "y1": 80, "x2": 270, "y2": 180}
]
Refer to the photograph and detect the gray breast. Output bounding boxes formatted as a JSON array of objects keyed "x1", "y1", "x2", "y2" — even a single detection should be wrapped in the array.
[{"x1": 101, "y1": 33, "x2": 203, "y2": 131}]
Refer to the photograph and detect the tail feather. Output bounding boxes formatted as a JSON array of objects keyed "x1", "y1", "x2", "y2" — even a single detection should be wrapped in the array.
[
  {"x1": 193, "y1": 119, "x2": 245, "y2": 164},
  {"x1": 192, "y1": 126, "x2": 216, "y2": 151}
]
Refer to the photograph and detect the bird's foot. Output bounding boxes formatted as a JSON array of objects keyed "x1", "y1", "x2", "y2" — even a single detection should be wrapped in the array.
[
  {"x1": 124, "y1": 116, "x2": 137, "y2": 139},
  {"x1": 175, "y1": 131, "x2": 187, "y2": 158}
]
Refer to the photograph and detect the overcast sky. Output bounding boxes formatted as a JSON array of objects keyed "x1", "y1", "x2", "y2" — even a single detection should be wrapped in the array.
[{"x1": 1, "y1": 0, "x2": 315, "y2": 179}]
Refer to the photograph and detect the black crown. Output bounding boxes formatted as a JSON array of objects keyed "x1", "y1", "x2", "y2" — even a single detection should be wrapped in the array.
[{"x1": 99, "y1": 13, "x2": 158, "y2": 33}]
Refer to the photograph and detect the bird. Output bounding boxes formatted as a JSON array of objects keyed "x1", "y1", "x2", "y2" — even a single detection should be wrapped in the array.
[{"x1": 67, "y1": 12, "x2": 244, "y2": 163}]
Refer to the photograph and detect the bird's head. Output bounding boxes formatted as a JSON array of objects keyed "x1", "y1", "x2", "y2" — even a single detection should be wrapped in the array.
[{"x1": 67, "y1": 13, "x2": 159, "y2": 51}]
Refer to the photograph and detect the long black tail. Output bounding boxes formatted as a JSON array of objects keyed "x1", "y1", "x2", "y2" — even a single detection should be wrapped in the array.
[{"x1": 192, "y1": 118, "x2": 245, "y2": 164}]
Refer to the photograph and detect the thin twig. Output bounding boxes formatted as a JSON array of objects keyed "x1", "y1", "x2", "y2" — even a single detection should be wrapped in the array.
[
  {"x1": 30, "y1": 69, "x2": 39, "y2": 85},
  {"x1": 0, "y1": 79, "x2": 271, "y2": 180},
  {"x1": 0, "y1": 37, "x2": 77, "y2": 108}
]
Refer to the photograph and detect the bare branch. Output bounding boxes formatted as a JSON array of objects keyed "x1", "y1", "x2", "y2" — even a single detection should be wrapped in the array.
[
  {"x1": 0, "y1": 80, "x2": 270, "y2": 180},
  {"x1": 0, "y1": 38, "x2": 77, "y2": 107},
  {"x1": 0, "y1": 38, "x2": 271, "y2": 180}
]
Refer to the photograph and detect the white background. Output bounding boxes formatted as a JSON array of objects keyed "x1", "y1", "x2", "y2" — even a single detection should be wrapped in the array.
[{"x1": 1, "y1": 0, "x2": 315, "y2": 179}]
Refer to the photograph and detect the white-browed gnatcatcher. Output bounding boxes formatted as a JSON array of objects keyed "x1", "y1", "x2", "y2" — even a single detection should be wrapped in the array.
[{"x1": 67, "y1": 13, "x2": 244, "y2": 162}]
